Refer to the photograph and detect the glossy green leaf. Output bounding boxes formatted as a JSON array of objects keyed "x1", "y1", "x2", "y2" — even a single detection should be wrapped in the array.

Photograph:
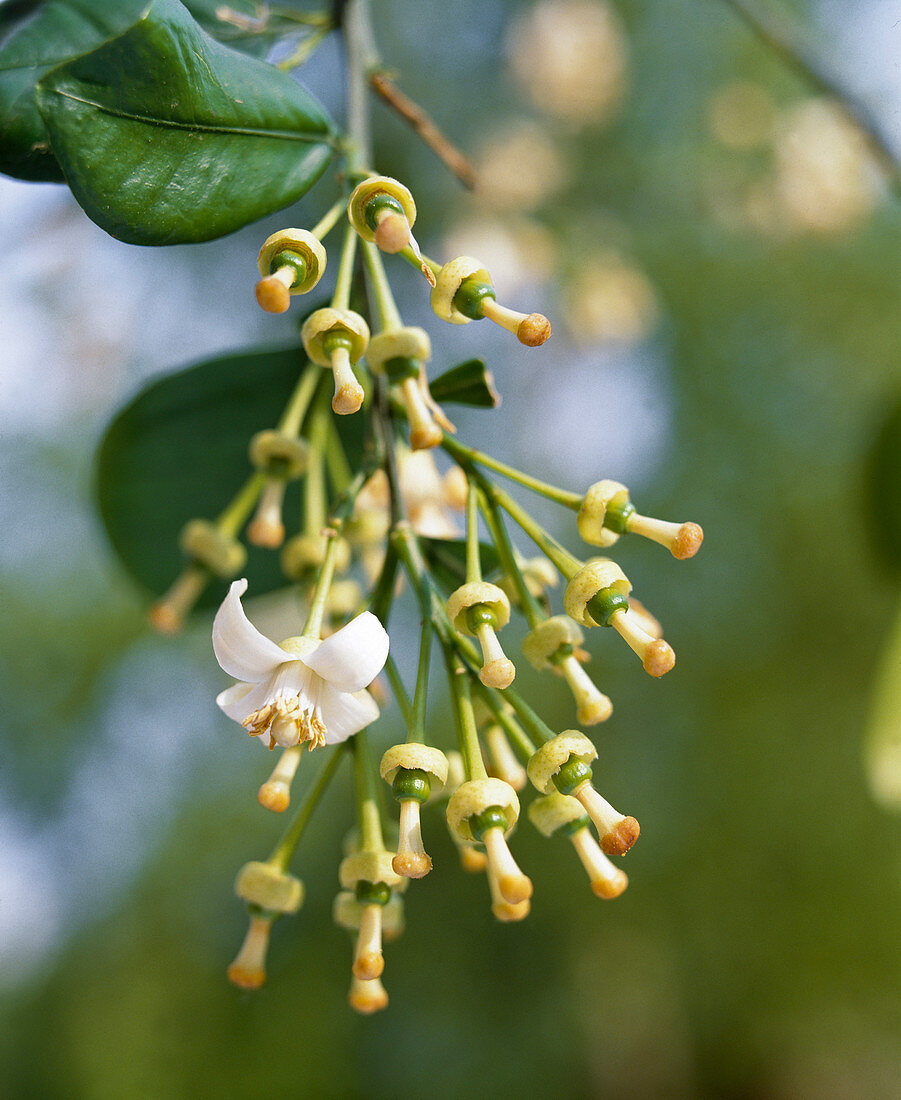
[
  {"x1": 35, "y1": 0, "x2": 335, "y2": 243},
  {"x1": 867, "y1": 394, "x2": 901, "y2": 570},
  {"x1": 429, "y1": 359, "x2": 501, "y2": 408},
  {"x1": 0, "y1": 0, "x2": 269, "y2": 182},
  {"x1": 420, "y1": 538, "x2": 500, "y2": 596},
  {"x1": 96, "y1": 345, "x2": 366, "y2": 610}
]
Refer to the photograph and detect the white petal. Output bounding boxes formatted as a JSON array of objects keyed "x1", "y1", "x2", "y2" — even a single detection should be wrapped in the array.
[
  {"x1": 319, "y1": 685, "x2": 380, "y2": 744},
  {"x1": 216, "y1": 680, "x2": 266, "y2": 724},
  {"x1": 302, "y1": 611, "x2": 390, "y2": 692},
  {"x1": 212, "y1": 579, "x2": 291, "y2": 683}
]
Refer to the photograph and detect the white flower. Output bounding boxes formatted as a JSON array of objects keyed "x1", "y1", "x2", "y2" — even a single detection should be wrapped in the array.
[{"x1": 213, "y1": 579, "x2": 389, "y2": 750}]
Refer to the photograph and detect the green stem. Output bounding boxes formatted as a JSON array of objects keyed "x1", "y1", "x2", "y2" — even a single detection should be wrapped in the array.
[
  {"x1": 465, "y1": 476, "x2": 482, "y2": 584},
  {"x1": 277, "y1": 363, "x2": 321, "y2": 438},
  {"x1": 482, "y1": 477, "x2": 582, "y2": 580},
  {"x1": 471, "y1": 683, "x2": 538, "y2": 761},
  {"x1": 368, "y1": 543, "x2": 399, "y2": 624},
  {"x1": 216, "y1": 472, "x2": 266, "y2": 537},
  {"x1": 331, "y1": 221, "x2": 359, "y2": 313},
  {"x1": 408, "y1": 617, "x2": 432, "y2": 743},
  {"x1": 311, "y1": 197, "x2": 347, "y2": 242},
  {"x1": 361, "y1": 240, "x2": 403, "y2": 331},
  {"x1": 325, "y1": 419, "x2": 353, "y2": 493},
  {"x1": 342, "y1": 0, "x2": 376, "y2": 175},
  {"x1": 384, "y1": 654, "x2": 413, "y2": 724},
  {"x1": 496, "y1": 684, "x2": 553, "y2": 749},
  {"x1": 268, "y1": 746, "x2": 347, "y2": 871},
  {"x1": 302, "y1": 526, "x2": 342, "y2": 638},
  {"x1": 477, "y1": 489, "x2": 544, "y2": 630},
  {"x1": 374, "y1": 378, "x2": 404, "y2": 528},
  {"x1": 443, "y1": 643, "x2": 488, "y2": 781},
  {"x1": 400, "y1": 245, "x2": 441, "y2": 276},
  {"x1": 353, "y1": 727, "x2": 385, "y2": 852},
  {"x1": 441, "y1": 434, "x2": 581, "y2": 509},
  {"x1": 303, "y1": 400, "x2": 329, "y2": 537}
]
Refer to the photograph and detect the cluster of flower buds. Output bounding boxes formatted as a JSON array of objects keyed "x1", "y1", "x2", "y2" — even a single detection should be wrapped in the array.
[{"x1": 148, "y1": 170, "x2": 702, "y2": 1013}]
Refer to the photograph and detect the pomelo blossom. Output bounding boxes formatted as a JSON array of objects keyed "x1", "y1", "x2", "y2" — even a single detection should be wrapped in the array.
[{"x1": 213, "y1": 579, "x2": 389, "y2": 750}]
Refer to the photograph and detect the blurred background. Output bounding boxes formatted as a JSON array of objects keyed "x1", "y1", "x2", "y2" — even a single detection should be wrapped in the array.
[{"x1": 1, "y1": 0, "x2": 900, "y2": 1096}]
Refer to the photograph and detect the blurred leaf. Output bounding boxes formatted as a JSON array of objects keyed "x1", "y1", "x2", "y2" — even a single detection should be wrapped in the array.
[
  {"x1": 421, "y1": 537, "x2": 500, "y2": 595},
  {"x1": 868, "y1": 394, "x2": 901, "y2": 570},
  {"x1": 429, "y1": 359, "x2": 501, "y2": 408},
  {"x1": 34, "y1": 0, "x2": 334, "y2": 243},
  {"x1": 96, "y1": 344, "x2": 365, "y2": 609},
  {"x1": 866, "y1": 595, "x2": 901, "y2": 811},
  {"x1": 0, "y1": 0, "x2": 269, "y2": 182}
]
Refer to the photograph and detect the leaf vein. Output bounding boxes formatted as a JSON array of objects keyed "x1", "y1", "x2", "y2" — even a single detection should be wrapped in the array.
[{"x1": 44, "y1": 87, "x2": 333, "y2": 144}]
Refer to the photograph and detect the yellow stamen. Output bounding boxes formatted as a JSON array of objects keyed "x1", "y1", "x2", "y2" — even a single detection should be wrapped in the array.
[
  {"x1": 609, "y1": 607, "x2": 675, "y2": 677},
  {"x1": 148, "y1": 565, "x2": 207, "y2": 634},
  {"x1": 392, "y1": 799, "x2": 432, "y2": 878},
  {"x1": 349, "y1": 973, "x2": 389, "y2": 1014},
  {"x1": 329, "y1": 346, "x2": 364, "y2": 415},
  {"x1": 569, "y1": 826, "x2": 628, "y2": 898},
  {"x1": 572, "y1": 780, "x2": 640, "y2": 856},
  {"x1": 258, "y1": 745, "x2": 303, "y2": 812},
  {"x1": 255, "y1": 267, "x2": 294, "y2": 313},
  {"x1": 626, "y1": 513, "x2": 703, "y2": 559},
  {"x1": 480, "y1": 297, "x2": 551, "y2": 346},
  {"x1": 482, "y1": 827, "x2": 532, "y2": 905},
  {"x1": 558, "y1": 653, "x2": 612, "y2": 725},
  {"x1": 352, "y1": 904, "x2": 384, "y2": 980},
  {"x1": 247, "y1": 478, "x2": 288, "y2": 549},
  {"x1": 227, "y1": 915, "x2": 272, "y2": 990},
  {"x1": 475, "y1": 622, "x2": 516, "y2": 688}
]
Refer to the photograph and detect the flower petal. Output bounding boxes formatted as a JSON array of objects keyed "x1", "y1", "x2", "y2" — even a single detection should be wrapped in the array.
[
  {"x1": 212, "y1": 579, "x2": 290, "y2": 683},
  {"x1": 319, "y1": 684, "x2": 380, "y2": 744},
  {"x1": 216, "y1": 680, "x2": 265, "y2": 724},
  {"x1": 302, "y1": 611, "x2": 389, "y2": 692}
]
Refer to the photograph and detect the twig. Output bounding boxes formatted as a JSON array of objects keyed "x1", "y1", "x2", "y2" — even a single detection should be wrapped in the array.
[
  {"x1": 370, "y1": 71, "x2": 476, "y2": 190},
  {"x1": 719, "y1": 0, "x2": 901, "y2": 191}
]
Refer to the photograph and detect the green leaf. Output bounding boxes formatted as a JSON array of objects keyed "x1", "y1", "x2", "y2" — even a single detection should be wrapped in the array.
[
  {"x1": 421, "y1": 538, "x2": 500, "y2": 596},
  {"x1": 0, "y1": 0, "x2": 270, "y2": 182},
  {"x1": 865, "y1": 595, "x2": 901, "y2": 811},
  {"x1": 867, "y1": 394, "x2": 901, "y2": 570},
  {"x1": 429, "y1": 359, "x2": 501, "y2": 408},
  {"x1": 34, "y1": 0, "x2": 334, "y2": 242},
  {"x1": 96, "y1": 344, "x2": 366, "y2": 610}
]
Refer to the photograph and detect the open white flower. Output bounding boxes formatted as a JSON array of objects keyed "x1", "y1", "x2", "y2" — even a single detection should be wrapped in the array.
[{"x1": 213, "y1": 579, "x2": 389, "y2": 750}]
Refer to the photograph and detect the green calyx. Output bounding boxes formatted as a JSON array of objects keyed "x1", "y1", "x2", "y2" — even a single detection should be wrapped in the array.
[
  {"x1": 355, "y1": 879, "x2": 392, "y2": 907},
  {"x1": 586, "y1": 586, "x2": 629, "y2": 627},
  {"x1": 393, "y1": 768, "x2": 431, "y2": 804},
  {"x1": 453, "y1": 278, "x2": 496, "y2": 321},
  {"x1": 554, "y1": 814, "x2": 591, "y2": 839},
  {"x1": 553, "y1": 755, "x2": 593, "y2": 796},
  {"x1": 364, "y1": 193, "x2": 405, "y2": 232},
  {"x1": 321, "y1": 329, "x2": 354, "y2": 357},
  {"x1": 264, "y1": 456, "x2": 292, "y2": 479},
  {"x1": 466, "y1": 603, "x2": 498, "y2": 632},
  {"x1": 383, "y1": 355, "x2": 421, "y2": 383},
  {"x1": 603, "y1": 498, "x2": 636, "y2": 534},
  {"x1": 247, "y1": 903, "x2": 279, "y2": 922},
  {"x1": 550, "y1": 642, "x2": 575, "y2": 665},
  {"x1": 469, "y1": 805, "x2": 508, "y2": 841},
  {"x1": 269, "y1": 249, "x2": 308, "y2": 287}
]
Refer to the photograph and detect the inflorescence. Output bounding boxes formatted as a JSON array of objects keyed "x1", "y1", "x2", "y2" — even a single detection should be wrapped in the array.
[{"x1": 151, "y1": 172, "x2": 702, "y2": 1013}]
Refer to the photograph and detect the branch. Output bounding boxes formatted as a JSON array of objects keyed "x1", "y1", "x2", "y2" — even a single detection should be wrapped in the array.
[
  {"x1": 370, "y1": 70, "x2": 476, "y2": 190},
  {"x1": 719, "y1": 0, "x2": 901, "y2": 191}
]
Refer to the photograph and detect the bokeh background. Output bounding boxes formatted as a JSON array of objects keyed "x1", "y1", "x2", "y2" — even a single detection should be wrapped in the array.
[{"x1": 2, "y1": 0, "x2": 900, "y2": 1096}]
